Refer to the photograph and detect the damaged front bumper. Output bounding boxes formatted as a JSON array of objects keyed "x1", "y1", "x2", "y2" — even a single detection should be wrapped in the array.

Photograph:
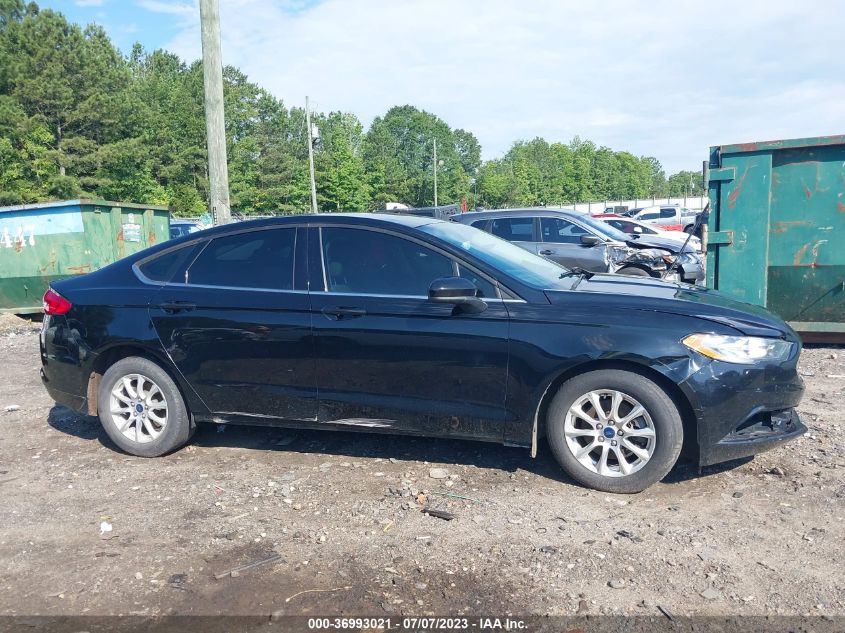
[
  {"x1": 610, "y1": 246, "x2": 679, "y2": 279},
  {"x1": 680, "y1": 355, "x2": 806, "y2": 467},
  {"x1": 704, "y1": 407, "x2": 806, "y2": 464}
]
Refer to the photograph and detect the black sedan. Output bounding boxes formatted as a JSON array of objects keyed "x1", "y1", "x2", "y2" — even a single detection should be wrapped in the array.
[{"x1": 40, "y1": 214, "x2": 805, "y2": 493}]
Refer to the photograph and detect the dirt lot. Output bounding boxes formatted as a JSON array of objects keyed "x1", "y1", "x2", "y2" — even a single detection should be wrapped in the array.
[{"x1": 0, "y1": 317, "x2": 843, "y2": 629}]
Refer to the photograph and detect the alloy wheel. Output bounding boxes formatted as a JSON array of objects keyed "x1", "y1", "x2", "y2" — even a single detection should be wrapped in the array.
[
  {"x1": 108, "y1": 373, "x2": 168, "y2": 444},
  {"x1": 563, "y1": 389, "x2": 656, "y2": 477}
]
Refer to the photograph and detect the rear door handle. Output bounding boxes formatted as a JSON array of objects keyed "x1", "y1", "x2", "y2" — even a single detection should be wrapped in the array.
[
  {"x1": 321, "y1": 306, "x2": 366, "y2": 320},
  {"x1": 539, "y1": 249, "x2": 553, "y2": 255},
  {"x1": 158, "y1": 301, "x2": 196, "y2": 314}
]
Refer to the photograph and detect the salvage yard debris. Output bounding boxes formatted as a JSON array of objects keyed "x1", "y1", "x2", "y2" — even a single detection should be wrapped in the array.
[{"x1": 422, "y1": 507, "x2": 456, "y2": 521}]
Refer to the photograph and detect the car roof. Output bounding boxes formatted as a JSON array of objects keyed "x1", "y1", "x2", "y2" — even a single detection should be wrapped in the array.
[
  {"x1": 454, "y1": 208, "x2": 582, "y2": 221},
  {"x1": 173, "y1": 212, "x2": 443, "y2": 236}
]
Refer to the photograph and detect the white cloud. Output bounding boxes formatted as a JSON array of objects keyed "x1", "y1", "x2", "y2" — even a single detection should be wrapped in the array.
[
  {"x1": 136, "y1": 0, "x2": 197, "y2": 18},
  {"x1": 75, "y1": 0, "x2": 106, "y2": 6},
  {"x1": 152, "y1": 0, "x2": 845, "y2": 172}
]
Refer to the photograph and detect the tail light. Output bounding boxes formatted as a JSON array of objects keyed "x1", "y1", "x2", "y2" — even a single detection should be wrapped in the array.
[{"x1": 43, "y1": 288, "x2": 72, "y2": 315}]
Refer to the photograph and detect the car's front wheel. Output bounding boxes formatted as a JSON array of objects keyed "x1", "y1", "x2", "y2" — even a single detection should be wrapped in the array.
[
  {"x1": 97, "y1": 356, "x2": 194, "y2": 457},
  {"x1": 617, "y1": 266, "x2": 652, "y2": 277},
  {"x1": 546, "y1": 369, "x2": 683, "y2": 493}
]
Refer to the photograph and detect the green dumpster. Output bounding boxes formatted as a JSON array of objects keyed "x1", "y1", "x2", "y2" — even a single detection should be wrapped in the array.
[
  {"x1": 706, "y1": 134, "x2": 845, "y2": 341},
  {"x1": 0, "y1": 198, "x2": 170, "y2": 314}
]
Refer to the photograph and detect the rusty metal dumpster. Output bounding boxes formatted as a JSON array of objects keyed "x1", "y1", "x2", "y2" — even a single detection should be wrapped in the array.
[
  {"x1": 706, "y1": 135, "x2": 845, "y2": 341},
  {"x1": 0, "y1": 199, "x2": 170, "y2": 314}
]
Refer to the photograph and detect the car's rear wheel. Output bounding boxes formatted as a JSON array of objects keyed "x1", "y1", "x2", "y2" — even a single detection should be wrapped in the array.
[
  {"x1": 97, "y1": 356, "x2": 193, "y2": 457},
  {"x1": 546, "y1": 369, "x2": 683, "y2": 493}
]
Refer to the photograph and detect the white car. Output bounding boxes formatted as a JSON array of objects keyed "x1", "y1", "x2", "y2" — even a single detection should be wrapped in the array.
[
  {"x1": 625, "y1": 205, "x2": 700, "y2": 232},
  {"x1": 601, "y1": 217, "x2": 702, "y2": 251}
]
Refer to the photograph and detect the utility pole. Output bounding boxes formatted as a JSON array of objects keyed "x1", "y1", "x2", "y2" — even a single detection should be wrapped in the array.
[
  {"x1": 433, "y1": 138, "x2": 438, "y2": 208},
  {"x1": 306, "y1": 96, "x2": 318, "y2": 214},
  {"x1": 199, "y1": 0, "x2": 231, "y2": 225}
]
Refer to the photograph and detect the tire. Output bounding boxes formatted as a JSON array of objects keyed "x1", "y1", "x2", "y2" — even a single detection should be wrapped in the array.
[
  {"x1": 617, "y1": 266, "x2": 651, "y2": 277},
  {"x1": 545, "y1": 369, "x2": 683, "y2": 493},
  {"x1": 97, "y1": 356, "x2": 194, "y2": 457}
]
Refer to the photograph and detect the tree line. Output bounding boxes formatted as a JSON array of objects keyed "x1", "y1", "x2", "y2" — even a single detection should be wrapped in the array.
[{"x1": 0, "y1": 1, "x2": 704, "y2": 215}]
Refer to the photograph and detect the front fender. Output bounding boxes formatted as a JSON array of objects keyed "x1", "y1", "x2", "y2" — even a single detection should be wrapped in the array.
[{"x1": 502, "y1": 300, "x2": 721, "y2": 449}]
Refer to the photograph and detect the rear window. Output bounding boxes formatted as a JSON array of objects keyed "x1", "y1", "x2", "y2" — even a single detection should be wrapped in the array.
[
  {"x1": 186, "y1": 228, "x2": 296, "y2": 290},
  {"x1": 138, "y1": 243, "x2": 203, "y2": 283}
]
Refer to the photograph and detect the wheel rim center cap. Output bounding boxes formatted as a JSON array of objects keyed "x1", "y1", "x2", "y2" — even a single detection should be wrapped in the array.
[
  {"x1": 603, "y1": 426, "x2": 616, "y2": 439},
  {"x1": 135, "y1": 403, "x2": 145, "y2": 414}
]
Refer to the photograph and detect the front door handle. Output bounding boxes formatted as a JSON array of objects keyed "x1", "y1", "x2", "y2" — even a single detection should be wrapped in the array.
[
  {"x1": 158, "y1": 301, "x2": 196, "y2": 314},
  {"x1": 321, "y1": 306, "x2": 366, "y2": 320},
  {"x1": 539, "y1": 249, "x2": 553, "y2": 255}
]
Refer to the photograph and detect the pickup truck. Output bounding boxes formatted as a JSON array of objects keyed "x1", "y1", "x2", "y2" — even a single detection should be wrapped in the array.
[{"x1": 625, "y1": 205, "x2": 700, "y2": 233}]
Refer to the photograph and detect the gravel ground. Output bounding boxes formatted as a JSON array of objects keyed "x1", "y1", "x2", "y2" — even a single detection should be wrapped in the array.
[{"x1": 0, "y1": 321, "x2": 843, "y2": 627}]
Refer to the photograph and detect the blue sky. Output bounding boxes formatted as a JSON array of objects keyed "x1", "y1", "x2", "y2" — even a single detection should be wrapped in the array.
[{"x1": 39, "y1": 0, "x2": 845, "y2": 173}]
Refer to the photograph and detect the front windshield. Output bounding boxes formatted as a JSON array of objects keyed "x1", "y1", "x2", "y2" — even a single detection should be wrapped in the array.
[
  {"x1": 575, "y1": 214, "x2": 631, "y2": 242},
  {"x1": 421, "y1": 221, "x2": 569, "y2": 289}
]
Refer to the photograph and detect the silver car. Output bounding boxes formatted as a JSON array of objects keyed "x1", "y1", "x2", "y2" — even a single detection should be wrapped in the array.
[{"x1": 452, "y1": 209, "x2": 691, "y2": 282}]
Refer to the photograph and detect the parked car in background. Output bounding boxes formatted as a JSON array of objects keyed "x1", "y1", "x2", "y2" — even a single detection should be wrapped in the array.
[
  {"x1": 452, "y1": 209, "x2": 695, "y2": 282},
  {"x1": 604, "y1": 205, "x2": 629, "y2": 214},
  {"x1": 40, "y1": 213, "x2": 806, "y2": 493},
  {"x1": 601, "y1": 217, "x2": 702, "y2": 251},
  {"x1": 169, "y1": 219, "x2": 205, "y2": 240},
  {"x1": 625, "y1": 205, "x2": 700, "y2": 233},
  {"x1": 386, "y1": 204, "x2": 460, "y2": 221}
]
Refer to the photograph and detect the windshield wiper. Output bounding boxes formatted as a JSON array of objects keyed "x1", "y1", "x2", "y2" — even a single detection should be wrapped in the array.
[
  {"x1": 559, "y1": 266, "x2": 594, "y2": 279},
  {"x1": 559, "y1": 267, "x2": 595, "y2": 290}
]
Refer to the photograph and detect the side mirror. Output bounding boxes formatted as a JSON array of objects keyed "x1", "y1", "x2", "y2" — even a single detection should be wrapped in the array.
[
  {"x1": 428, "y1": 277, "x2": 487, "y2": 314},
  {"x1": 580, "y1": 234, "x2": 601, "y2": 247}
]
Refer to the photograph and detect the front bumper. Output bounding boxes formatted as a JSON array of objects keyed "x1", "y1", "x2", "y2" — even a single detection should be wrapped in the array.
[
  {"x1": 700, "y1": 407, "x2": 806, "y2": 465},
  {"x1": 680, "y1": 353, "x2": 806, "y2": 467},
  {"x1": 679, "y1": 262, "x2": 705, "y2": 285}
]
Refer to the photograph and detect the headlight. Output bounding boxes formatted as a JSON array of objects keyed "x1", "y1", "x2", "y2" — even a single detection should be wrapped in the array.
[{"x1": 682, "y1": 333, "x2": 793, "y2": 364}]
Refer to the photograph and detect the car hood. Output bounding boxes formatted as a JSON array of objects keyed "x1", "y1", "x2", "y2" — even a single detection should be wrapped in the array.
[
  {"x1": 625, "y1": 234, "x2": 697, "y2": 254},
  {"x1": 546, "y1": 274, "x2": 794, "y2": 338}
]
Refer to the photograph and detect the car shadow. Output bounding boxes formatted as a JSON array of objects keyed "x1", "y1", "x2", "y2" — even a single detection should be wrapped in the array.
[
  {"x1": 47, "y1": 405, "x2": 121, "y2": 451},
  {"x1": 47, "y1": 404, "x2": 743, "y2": 490}
]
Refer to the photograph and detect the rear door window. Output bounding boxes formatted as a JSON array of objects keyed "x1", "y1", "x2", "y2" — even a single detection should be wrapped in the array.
[
  {"x1": 186, "y1": 228, "x2": 296, "y2": 290},
  {"x1": 490, "y1": 217, "x2": 535, "y2": 241},
  {"x1": 138, "y1": 242, "x2": 203, "y2": 283}
]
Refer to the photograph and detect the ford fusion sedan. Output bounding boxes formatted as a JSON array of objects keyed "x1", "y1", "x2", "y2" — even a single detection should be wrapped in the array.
[
  {"x1": 452, "y1": 209, "x2": 703, "y2": 284},
  {"x1": 40, "y1": 214, "x2": 805, "y2": 493}
]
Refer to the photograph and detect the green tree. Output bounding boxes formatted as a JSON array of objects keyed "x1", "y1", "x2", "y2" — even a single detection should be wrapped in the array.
[
  {"x1": 315, "y1": 111, "x2": 369, "y2": 211},
  {"x1": 363, "y1": 105, "x2": 477, "y2": 208},
  {"x1": 667, "y1": 170, "x2": 704, "y2": 197},
  {"x1": 0, "y1": 10, "x2": 135, "y2": 185}
]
